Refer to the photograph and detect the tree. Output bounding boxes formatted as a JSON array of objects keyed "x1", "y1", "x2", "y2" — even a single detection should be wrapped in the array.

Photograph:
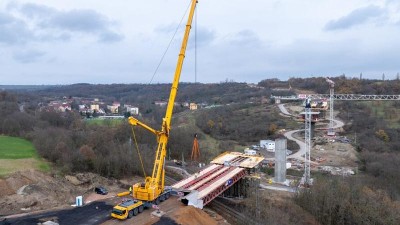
[
  {"x1": 79, "y1": 145, "x2": 95, "y2": 160},
  {"x1": 268, "y1": 123, "x2": 278, "y2": 135},
  {"x1": 2, "y1": 118, "x2": 21, "y2": 136},
  {"x1": 376, "y1": 129, "x2": 390, "y2": 142}
]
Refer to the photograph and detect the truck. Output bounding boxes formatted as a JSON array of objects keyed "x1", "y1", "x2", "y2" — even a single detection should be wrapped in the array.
[
  {"x1": 111, "y1": 187, "x2": 172, "y2": 220},
  {"x1": 111, "y1": 0, "x2": 198, "y2": 220},
  {"x1": 111, "y1": 199, "x2": 144, "y2": 220}
]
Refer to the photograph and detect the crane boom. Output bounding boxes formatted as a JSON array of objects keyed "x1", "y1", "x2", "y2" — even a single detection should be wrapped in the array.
[{"x1": 127, "y1": 0, "x2": 198, "y2": 202}]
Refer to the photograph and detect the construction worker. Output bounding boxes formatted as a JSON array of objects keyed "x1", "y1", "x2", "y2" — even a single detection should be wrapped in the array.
[{"x1": 129, "y1": 186, "x2": 132, "y2": 194}]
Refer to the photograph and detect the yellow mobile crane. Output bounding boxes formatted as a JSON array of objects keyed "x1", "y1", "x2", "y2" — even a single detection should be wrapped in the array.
[{"x1": 111, "y1": 0, "x2": 198, "y2": 220}]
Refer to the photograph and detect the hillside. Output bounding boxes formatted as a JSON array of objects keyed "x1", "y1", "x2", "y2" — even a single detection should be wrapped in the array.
[
  {"x1": 1, "y1": 77, "x2": 400, "y2": 224},
  {"x1": 30, "y1": 82, "x2": 271, "y2": 105}
]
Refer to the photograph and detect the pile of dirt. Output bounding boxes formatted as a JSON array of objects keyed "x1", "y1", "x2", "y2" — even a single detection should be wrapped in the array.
[
  {"x1": 169, "y1": 206, "x2": 218, "y2": 225},
  {"x1": 0, "y1": 170, "x2": 78, "y2": 216},
  {"x1": 0, "y1": 180, "x2": 15, "y2": 197},
  {"x1": 0, "y1": 170, "x2": 126, "y2": 216},
  {"x1": 312, "y1": 141, "x2": 358, "y2": 167}
]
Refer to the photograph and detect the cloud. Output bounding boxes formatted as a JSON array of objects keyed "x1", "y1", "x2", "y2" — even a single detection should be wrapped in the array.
[
  {"x1": 40, "y1": 9, "x2": 107, "y2": 32},
  {"x1": 99, "y1": 31, "x2": 124, "y2": 43},
  {"x1": 228, "y1": 29, "x2": 262, "y2": 47},
  {"x1": 13, "y1": 50, "x2": 46, "y2": 63},
  {"x1": 19, "y1": 3, "x2": 54, "y2": 18},
  {"x1": 188, "y1": 26, "x2": 215, "y2": 48},
  {"x1": 4, "y1": 2, "x2": 123, "y2": 43},
  {"x1": 0, "y1": 11, "x2": 13, "y2": 24},
  {"x1": 155, "y1": 23, "x2": 215, "y2": 48},
  {"x1": 0, "y1": 12, "x2": 33, "y2": 44},
  {"x1": 325, "y1": 5, "x2": 385, "y2": 30},
  {"x1": 155, "y1": 23, "x2": 178, "y2": 34}
]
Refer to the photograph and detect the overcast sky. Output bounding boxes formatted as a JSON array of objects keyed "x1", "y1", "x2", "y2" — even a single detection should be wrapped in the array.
[{"x1": 1, "y1": 0, "x2": 400, "y2": 85}]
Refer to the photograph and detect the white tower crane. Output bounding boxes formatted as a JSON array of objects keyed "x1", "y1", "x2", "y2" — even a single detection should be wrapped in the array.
[
  {"x1": 325, "y1": 77, "x2": 335, "y2": 136},
  {"x1": 303, "y1": 98, "x2": 312, "y2": 186}
]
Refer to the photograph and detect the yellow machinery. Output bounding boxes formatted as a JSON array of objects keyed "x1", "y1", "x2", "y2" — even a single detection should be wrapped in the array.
[
  {"x1": 127, "y1": 0, "x2": 198, "y2": 203},
  {"x1": 111, "y1": 199, "x2": 144, "y2": 220}
]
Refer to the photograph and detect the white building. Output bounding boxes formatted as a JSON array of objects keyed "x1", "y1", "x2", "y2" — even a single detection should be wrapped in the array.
[
  {"x1": 90, "y1": 104, "x2": 99, "y2": 111},
  {"x1": 260, "y1": 140, "x2": 275, "y2": 152},
  {"x1": 127, "y1": 106, "x2": 139, "y2": 115},
  {"x1": 107, "y1": 105, "x2": 119, "y2": 114},
  {"x1": 244, "y1": 148, "x2": 257, "y2": 156},
  {"x1": 189, "y1": 103, "x2": 198, "y2": 110}
]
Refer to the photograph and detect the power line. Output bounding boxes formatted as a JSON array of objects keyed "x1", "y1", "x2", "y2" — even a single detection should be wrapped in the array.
[
  {"x1": 148, "y1": 1, "x2": 192, "y2": 84},
  {"x1": 195, "y1": 4, "x2": 197, "y2": 83}
]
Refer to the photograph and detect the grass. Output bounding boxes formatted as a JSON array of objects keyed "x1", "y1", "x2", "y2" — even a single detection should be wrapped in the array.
[
  {"x1": 362, "y1": 102, "x2": 400, "y2": 129},
  {"x1": 0, "y1": 135, "x2": 50, "y2": 177},
  {"x1": 0, "y1": 135, "x2": 37, "y2": 159}
]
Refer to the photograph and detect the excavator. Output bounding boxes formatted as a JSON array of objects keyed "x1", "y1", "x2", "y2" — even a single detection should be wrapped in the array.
[{"x1": 111, "y1": 0, "x2": 198, "y2": 220}]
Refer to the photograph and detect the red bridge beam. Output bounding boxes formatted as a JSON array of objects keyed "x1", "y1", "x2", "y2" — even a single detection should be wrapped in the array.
[{"x1": 201, "y1": 168, "x2": 247, "y2": 206}]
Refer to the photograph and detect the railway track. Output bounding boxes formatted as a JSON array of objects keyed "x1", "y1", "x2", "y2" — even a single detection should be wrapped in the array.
[{"x1": 166, "y1": 175, "x2": 256, "y2": 225}]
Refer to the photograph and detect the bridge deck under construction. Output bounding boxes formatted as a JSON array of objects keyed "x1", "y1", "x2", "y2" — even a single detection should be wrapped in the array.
[{"x1": 172, "y1": 152, "x2": 264, "y2": 209}]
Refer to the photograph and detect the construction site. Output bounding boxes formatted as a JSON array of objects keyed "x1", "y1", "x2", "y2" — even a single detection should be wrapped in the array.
[
  {"x1": 0, "y1": 88, "x2": 384, "y2": 224},
  {"x1": 1, "y1": 0, "x2": 400, "y2": 225}
]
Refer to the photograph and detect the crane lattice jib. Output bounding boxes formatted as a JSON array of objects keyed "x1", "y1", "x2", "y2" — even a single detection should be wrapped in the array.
[
  {"x1": 304, "y1": 99, "x2": 312, "y2": 185},
  {"x1": 271, "y1": 94, "x2": 400, "y2": 100},
  {"x1": 307, "y1": 94, "x2": 400, "y2": 100}
]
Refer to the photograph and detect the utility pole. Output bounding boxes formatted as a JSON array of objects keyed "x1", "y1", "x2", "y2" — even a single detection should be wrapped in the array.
[
  {"x1": 182, "y1": 152, "x2": 185, "y2": 170},
  {"x1": 354, "y1": 132, "x2": 357, "y2": 145},
  {"x1": 254, "y1": 176, "x2": 261, "y2": 225},
  {"x1": 255, "y1": 179, "x2": 259, "y2": 224}
]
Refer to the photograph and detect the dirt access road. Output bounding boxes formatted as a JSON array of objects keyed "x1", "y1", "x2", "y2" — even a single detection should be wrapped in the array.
[{"x1": 278, "y1": 104, "x2": 345, "y2": 161}]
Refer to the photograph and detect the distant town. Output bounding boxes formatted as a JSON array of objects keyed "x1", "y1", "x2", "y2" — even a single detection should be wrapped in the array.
[{"x1": 41, "y1": 96, "x2": 204, "y2": 118}]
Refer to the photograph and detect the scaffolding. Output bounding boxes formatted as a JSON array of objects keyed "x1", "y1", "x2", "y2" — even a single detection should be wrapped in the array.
[
  {"x1": 191, "y1": 133, "x2": 200, "y2": 161},
  {"x1": 325, "y1": 77, "x2": 335, "y2": 136},
  {"x1": 303, "y1": 98, "x2": 312, "y2": 186}
]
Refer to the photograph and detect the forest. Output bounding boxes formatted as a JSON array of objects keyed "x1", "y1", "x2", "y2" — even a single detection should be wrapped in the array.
[
  {"x1": 0, "y1": 81, "x2": 272, "y2": 177},
  {"x1": 1, "y1": 76, "x2": 400, "y2": 224},
  {"x1": 285, "y1": 77, "x2": 400, "y2": 225}
]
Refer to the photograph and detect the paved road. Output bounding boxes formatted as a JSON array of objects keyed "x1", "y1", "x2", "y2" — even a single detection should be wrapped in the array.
[
  {"x1": 166, "y1": 166, "x2": 191, "y2": 177},
  {"x1": 285, "y1": 130, "x2": 305, "y2": 160},
  {"x1": 332, "y1": 118, "x2": 344, "y2": 129},
  {"x1": 259, "y1": 183, "x2": 296, "y2": 193},
  {"x1": 3, "y1": 201, "x2": 114, "y2": 225},
  {"x1": 276, "y1": 103, "x2": 344, "y2": 161},
  {"x1": 278, "y1": 104, "x2": 291, "y2": 116},
  {"x1": 3, "y1": 196, "x2": 184, "y2": 225}
]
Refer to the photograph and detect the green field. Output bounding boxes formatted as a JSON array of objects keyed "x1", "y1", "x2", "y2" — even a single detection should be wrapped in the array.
[
  {"x1": 0, "y1": 136, "x2": 37, "y2": 159},
  {"x1": 363, "y1": 102, "x2": 400, "y2": 128},
  {"x1": 0, "y1": 136, "x2": 50, "y2": 177}
]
